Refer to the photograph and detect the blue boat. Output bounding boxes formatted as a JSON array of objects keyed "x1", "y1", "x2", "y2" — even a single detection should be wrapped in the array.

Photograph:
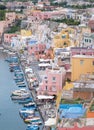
[
  {"x1": 24, "y1": 102, "x2": 36, "y2": 107},
  {"x1": 19, "y1": 108, "x2": 34, "y2": 117},
  {"x1": 5, "y1": 57, "x2": 19, "y2": 63},
  {"x1": 20, "y1": 111, "x2": 34, "y2": 119},
  {"x1": 24, "y1": 105, "x2": 36, "y2": 110},
  {"x1": 18, "y1": 84, "x2": 26, "y2": 87},
  {"x1": 26, "y1": 125, "x2": 39, "y2": 130},
  {"x1": 15, "y1": 79, "x2": 24, "y2": 83},
  {"x1": 18, "y1": 97, "x2": 33, "y2": 104}
]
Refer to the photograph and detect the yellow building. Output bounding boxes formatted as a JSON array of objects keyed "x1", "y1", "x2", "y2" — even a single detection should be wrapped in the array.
[
  {"x1": 53, "y1": 28, "x2": 75, "y2": 49},
  {"x1": 53, "y1": 30, "x2": 70, "y2": 48},
  {"x1": 71, "y1": 55, "x2": 94, "y2": 81},
  {"x1": 63, "y1": 82, "x2": 73, "y2": 90},
  {"x1": 21, "y1": 29, "x2": 32, "y2": 37}
]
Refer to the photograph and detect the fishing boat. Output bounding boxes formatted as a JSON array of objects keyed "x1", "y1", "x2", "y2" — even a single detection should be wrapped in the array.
[
  {"x1": 31, "y1": 120, "x2": 42, "y2": 125},
  {"x1": 18, "y1": 84, "x2": 26, "y2": 87},
  {"x1": 18, "y1": 97, "x2": 32, "y2": 104},
  {"x1": 19, "y1": 108, "x2": 34, "y2": 115},
  {"x1": 11, "y1": 95, "x2": 30, "y2": 100},
  {"x1": 24, "y1": 102, "x2": 36, "y2": 107},
  {"x1": 20, "y1": 111, "x2": 34, "y2": 119},
  {"x1": 15, "y1": 79, "x2": 24, "y2": 83},
  {"x1": 11, "y1": 89, "x2": 29, "y2": 96},
  {"x1": 26, "y1": 125, "x2": 39, "y2": 130},
  {"x1": 24, "y1": 116, "x2": 41, "y2": 123},
  {"x1": 16, "y1": 81, "x2": 25, "y2": 85}
]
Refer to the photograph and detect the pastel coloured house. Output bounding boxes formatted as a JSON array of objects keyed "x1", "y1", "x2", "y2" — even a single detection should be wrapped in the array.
[{"x1": 37, "y1": 67, "x2": 66, "y2": 95}]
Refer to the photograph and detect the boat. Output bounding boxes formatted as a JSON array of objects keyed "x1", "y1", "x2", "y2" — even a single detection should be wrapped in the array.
[
  {"x1": 15, "y1": 79, "x2": 24, "y2": 83},
  {"x1": 16, "y1": 81, "x2": 25, "y2": 85},
  {"x1": 24, "y1": 117, "x2": 40, "y2": 123},
  {"x1": 18, "y1": 84, "x2": 26, "y2": 87},
  {"x1": 11, "y1": 95, "x2": 30, "y2": 100},
  {"x1": 26, "y1": 125, "x2": 39, "y2": 130},
  {"x1": 24, "y1": 102, "x2": 36, "y2": 107},
  {"x1": 11, "y1": 89, "x2": 29, "y2": 96},
  {"x1": 18, "y1": 97, "x2": 33, "y2": 104},
  {"x1": 5, "y1": 57, "x2": 18, "y2": 63},
  {"x1": 19, "y1": 108, "x2": 34, "y2": 115},
  {"x1": 20, "y1": 111, "x2": 34, "y2": 119},
  {"x1": 31, "y1": 121, "x2": 42, "y2": 125},
  {"x1": 9, "y1": 63, "x2": 18, "y2": 67}
]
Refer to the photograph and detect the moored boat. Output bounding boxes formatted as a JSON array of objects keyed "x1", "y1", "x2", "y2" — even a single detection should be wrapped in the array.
[
  {"x1": 31, "y1": 120, "x2": 42, "y2": 125},
  {"x1": 11, "y1": 95, "x2": 30, "y2": 100},
  {"x1": 26, "y1": 125, "x2": 39, "y2": 130},
  {"x1": 19, "y1": 108, "x2": 34, "y2": 115},
  {"x1": 24, "y1": 102, "x2": 36, "y2": 107},
  {"x1": 16, "y1": 81, "x2": 25, "y2": 85},
  {"x1": 18, "y1": 84, "x2": 26, "y2": 87},
  {"x1": 18, "y1": 97, "x2": 32, "y2": 104},
  {"x1": 11, "y1": 89, "x2": 30, "y2": 96},
  {"x1": 24, "y1": 117, "x2": 40, "y2": 123}
]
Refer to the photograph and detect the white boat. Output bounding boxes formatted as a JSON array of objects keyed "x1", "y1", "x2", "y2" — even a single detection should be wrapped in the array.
[
  {"x1": 16, "y1": 81, "x2": 25, "y2": 85},
  {"x1": 11, "y1": 89, "x2": 30, "y2": 96},
  {"x1": 25, "y1": 117, "x2": 41, "y2": 123},
  {"x1": 19, "y1": 109, "x2": 34, "y2": 114},
  {"x1": 11, "y1": 95, "x2": 30, "y2": 100},
  {"x1": 31, "y1": 121, "x2": 42, "y2": 125},
  {"x1": 24, "y1": 102, "x2": 36, "y2": 107}
]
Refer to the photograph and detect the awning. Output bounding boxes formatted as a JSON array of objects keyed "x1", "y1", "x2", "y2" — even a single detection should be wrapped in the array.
[{"x1": 37, "y1": 95, "x2": 54, "y2": 100}]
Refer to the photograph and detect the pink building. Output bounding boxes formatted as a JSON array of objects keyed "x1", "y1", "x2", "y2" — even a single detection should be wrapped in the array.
[
  {"x1": 37, "y1": 67, "x2": 66, "y2": 95},
  {"x1": 4, "y1": 33, "x2": 17, "y2": 44},
  {"x1": 28, "y1": 43, "x2": 46, "y2": 55},
  {"x1": 71, "y1": 47, "x2": 94, "y2": 56},
  {"x1": 32, "y1": 11, "x2": 51, "y2": 20}
]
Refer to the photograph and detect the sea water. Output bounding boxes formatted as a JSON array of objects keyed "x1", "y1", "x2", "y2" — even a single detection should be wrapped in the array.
[{"x1": 0, "y1": 51, "x2": 27, "y2": 130}]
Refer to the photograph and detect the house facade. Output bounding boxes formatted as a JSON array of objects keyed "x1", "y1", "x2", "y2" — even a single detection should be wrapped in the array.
[
  {"x1": 71, "y1": 55, "x2": 94, "y2": 81},
  {"x1": 71, "y1": 47, "x2": 94, "y2": 56},
  {"x1": 5, "y1": 12, "x2": 16, "y2": 25},
  {"x1": 37, "y1": 67, "x2": 66, "y2": 95},
  {"x1": 82, "y1": 33, "x2": 94, "y2": 47},
  {"x1": 4, "y1": 33, "x2": 17, "y2": 44}
]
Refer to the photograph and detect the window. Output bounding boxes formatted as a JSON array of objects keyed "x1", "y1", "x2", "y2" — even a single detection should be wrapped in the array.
[
  {"x1": 45, "y1": 86, "x2": 47, "y2": 90},
  {"x1": 52, "y1": 77, "x2": 56, "y2": 81},
  {"x1": 89, "y1": 39, "x2": 91, "y2": 43},
  {"x1": 44, "y1": 76, "x2": 47, "y2": 79},
  {"x1": 45, "y1": 81, "x2": 48, "y2": 84},
  {"x1": 52, "y1": 86, "x2": 56, "y2": 91},
  {"x1": 64, "y1": 42, "x2": 67, "y2": 46},
  {"x1": 92, "y1": 61, "x2": 94, "y2": 66},
  {"x1": 85, "y1": 39, "x2": 87, "y2": 42},
  {"x1": 80, "y1": 60, "x2": 84, "y2": 65}
]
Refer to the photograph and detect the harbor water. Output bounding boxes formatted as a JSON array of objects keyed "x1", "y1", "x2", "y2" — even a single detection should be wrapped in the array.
[{"x1": 0, "y1": 51, "x2": 27, "y2": 130}]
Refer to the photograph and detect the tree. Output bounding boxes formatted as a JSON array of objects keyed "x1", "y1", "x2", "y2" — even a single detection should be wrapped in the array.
[
  {"x1": 0, "y1": 5, "x2": 6, "y2": 10},
  {"x1": 0, "y1": 10, "x2": 5, "y2": 20}
]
